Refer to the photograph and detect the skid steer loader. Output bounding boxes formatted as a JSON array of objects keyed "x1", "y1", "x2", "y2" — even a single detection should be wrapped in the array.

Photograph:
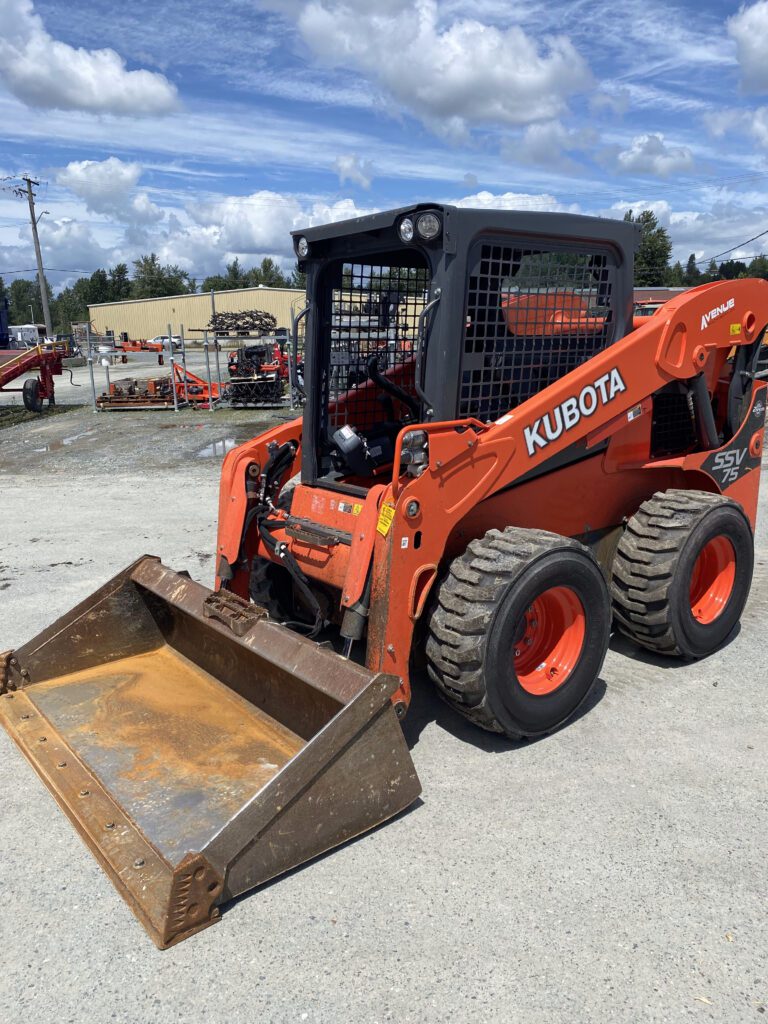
[{"x1": 2, "y1": 205, "x2": 766, "y2": 948}]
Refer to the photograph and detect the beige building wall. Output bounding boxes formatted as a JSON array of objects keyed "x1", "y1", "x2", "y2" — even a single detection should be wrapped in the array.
[{"x1": 88, "y1": 286, "x2": 306, "y2": 340}]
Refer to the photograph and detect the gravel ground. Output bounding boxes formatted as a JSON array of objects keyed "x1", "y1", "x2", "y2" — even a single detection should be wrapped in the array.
[{"x1": 0, "y1": 405, "x2": 766, "y2": 1024}]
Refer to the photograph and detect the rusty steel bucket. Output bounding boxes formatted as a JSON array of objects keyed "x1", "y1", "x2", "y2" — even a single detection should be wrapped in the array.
[{"x1": 0, "y1": 557, "x2": 421, "y2": 948}]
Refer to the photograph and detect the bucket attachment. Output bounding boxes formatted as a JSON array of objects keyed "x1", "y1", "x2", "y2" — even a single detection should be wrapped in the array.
[{"x1": 0, "y1": 557, "x2": 421, "y2": 948}]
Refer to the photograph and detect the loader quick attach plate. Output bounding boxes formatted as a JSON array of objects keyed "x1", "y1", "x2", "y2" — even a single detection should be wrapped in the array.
[{"x1": 0, "y1": 557, "x2": 421, "y2": 948}]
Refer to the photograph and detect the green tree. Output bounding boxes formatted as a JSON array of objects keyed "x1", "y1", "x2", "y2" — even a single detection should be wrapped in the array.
[
  {"x1": 202, "y1": 257, "x2": 301, "y2": 293},
  {"x1": 701, "y1": 258, "x2": 720, "y2": 283},
  {"x1": 201, "y1": 257, "x2": 251, "y2": 292},
  {"x1": 668, "y1": 260, "x2": 685, "y2": 286},
  {"x1": 87, "y1": 268, "x2": 111, "y2": 304},
  {"x1": 130, "y1": 254, "x2": 196, "y2": 298},
  {"x1": 623, "y1": 209, "x2": 673, "y2": 287},
  {"x1": 717, "y1": 259, "x2": 748, "y2": 280},
  {"x1": 290, "y1": 262, "x2": 307, "y2": 290},
  {"x1": 683, "y1": 254, "x2": 701, "y2": 287},
  {"x1": 246, "y1": 257, "x2": 290, "y2": 288},
  {"x1": 747, "y1": 255, "x2": 768, "y2": 279},
  {"x1": 108, "y1": 263, "x2": 131, "y2": 300},
  {"x1": 51, "y1": 280, "x2": 92, "y2": 333},
  {"x1": 49, "y1": 264, "x2": 134, "y2": 332},
  {"x1": 9, "y1": 277, "x2": 47, "y2": 323},
  {"x1": 0, "y1": 276, "x2": 7, "y2": 303}
]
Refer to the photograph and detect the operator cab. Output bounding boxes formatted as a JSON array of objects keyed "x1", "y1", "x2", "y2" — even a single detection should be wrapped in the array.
[{"x1": 292, "y1": 205, "x2": 637, "y2": 495}]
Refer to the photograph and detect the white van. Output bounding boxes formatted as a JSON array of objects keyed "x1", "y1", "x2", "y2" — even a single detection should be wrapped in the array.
[{"x1": 8, "y1": 324, "x2": 43, "y2": 347}]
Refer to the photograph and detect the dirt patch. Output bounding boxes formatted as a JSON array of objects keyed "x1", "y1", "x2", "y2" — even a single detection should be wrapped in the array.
[{"x1": 0, "y1": 404, "x2": 77, "y2": 431}]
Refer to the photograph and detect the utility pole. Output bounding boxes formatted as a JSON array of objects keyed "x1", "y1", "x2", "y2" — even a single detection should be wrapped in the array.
[{"x1": 22, "y1": 176, "x2": 53, "y2": 337}]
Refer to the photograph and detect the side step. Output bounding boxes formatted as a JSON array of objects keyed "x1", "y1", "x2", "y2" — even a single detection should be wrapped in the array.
[{"x1": 0, "y1": 557, "x2": 421, "y2": 948}]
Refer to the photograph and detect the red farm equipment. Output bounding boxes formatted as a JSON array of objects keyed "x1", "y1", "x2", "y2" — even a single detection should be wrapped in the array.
[{"x1": 0, "y1": 340, "x2": 70, "y2": 411}]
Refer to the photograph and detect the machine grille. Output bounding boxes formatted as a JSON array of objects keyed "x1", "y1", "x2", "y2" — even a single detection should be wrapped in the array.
[
  {"x1": 460, "y1": 242, "x2": 617, "y2": 422},
  {"x1": 650, "y1": 385, "x2": 698, "y2": 458}
]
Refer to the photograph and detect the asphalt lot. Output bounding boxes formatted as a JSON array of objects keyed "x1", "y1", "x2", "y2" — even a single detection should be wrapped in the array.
[{"x1": 0, "y1": 403, "x2": 766, "y2": 1024}]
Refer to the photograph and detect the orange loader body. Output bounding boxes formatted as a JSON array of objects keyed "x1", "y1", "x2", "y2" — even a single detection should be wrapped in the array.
[{"x1": 216, "y1": 277, "x2": 767, "y2": 710}]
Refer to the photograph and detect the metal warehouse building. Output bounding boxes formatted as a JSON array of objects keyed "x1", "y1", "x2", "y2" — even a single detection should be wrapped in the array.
[{"x1": 88, "y1": 285, "x2": 305, "y2": 340}]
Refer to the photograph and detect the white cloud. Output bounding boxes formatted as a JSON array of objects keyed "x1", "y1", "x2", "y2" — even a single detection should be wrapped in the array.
[
  {"x1": 57, "y1": 158, "x2": 164, "y2": 224},
  {"x1": 704, "y1": 108, "x2": 745, "y2": 138},
  {"x1": 191, "y1": 190, "x2": 302, "y2": 254},
  {"x1": 184, "y1": 191, "x2": 377, "y2": 268},
  {"x1": 506, "y1": 120, "x2": 594, "y2": 172},
  {"x1": 590, "y1": 88, "x2": 630, "y2": 117},
  {"x1": 728, "y1": 1, "x2": 768, "y2": 93},
  {"x1": 270, "y1": 0, "x2": 591, "y2": 136},
  {"x1": 58, "y1": 157, "x2": 141, "y2": 205},
  {"x1": 607, "y1": 195, "x2": 768, "y2": 264},
  {"x1": 610, "y1": 198, "x2": 673, "y2": 224},
  {"x1": 0, "y1": 0, "x2": 179, "y2": 115},
  {"x1": 334, "y1": 154, "x2": 374, "y2": 189},
  {"x1": 705, "y1": 103, "x2": 768, "y2": 152},
  {"x1": 749, "y1": 106, "x2": 768, "y2": 146},
  {"x1": 455, "y1": 189, "x2": 579, "y2": 214},
  {"x1": 40, "y1": 218, "x2": 112, "y2": 271},
  {"x1": 615, "y1": 133, "x2": 694, "y2": 177}
]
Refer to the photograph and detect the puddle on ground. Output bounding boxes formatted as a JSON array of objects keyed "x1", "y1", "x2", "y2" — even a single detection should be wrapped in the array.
[
  {"x1": 30, "y1": 429, "x2": 96, "y2": 453},
  {"x1": 196, "y1": 438, "x2": 242, "y2": 458}
]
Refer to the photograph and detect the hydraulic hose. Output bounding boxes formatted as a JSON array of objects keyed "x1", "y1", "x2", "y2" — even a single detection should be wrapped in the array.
[
  {"x1": 257, "y1": 516, "x2": 324, "y2": 637},
  {"x1": 242, "y1": 439, "x2": 324, "y2": 637},
  {"x1": 366, "y1": 355, "x2": 419, "y2": 418}
]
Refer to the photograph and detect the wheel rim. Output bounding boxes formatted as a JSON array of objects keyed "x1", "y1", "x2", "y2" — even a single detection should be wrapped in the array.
[
  {"x1": 689, "y1": 535, "x2": 736, "y2": 624},
  {"x1": 513, "y1": 586, "x2": 587, "y2": 696}
]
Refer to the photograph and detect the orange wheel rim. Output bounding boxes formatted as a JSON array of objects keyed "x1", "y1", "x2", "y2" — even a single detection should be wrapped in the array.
[
  {"x1": 689, "y1": 535, "x2": 736, "y2": 624},
  {"x1": 513, "y1": 586, "x2": 586, "y2": 696}
]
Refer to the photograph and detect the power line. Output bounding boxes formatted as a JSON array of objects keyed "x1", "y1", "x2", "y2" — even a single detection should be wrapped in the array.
[
  {"x1": 693, "y1": 228, "x2": 768, "y2": 265},
  {"x1": 1, "y1": 267, "x2": 92, "y2": 275}
]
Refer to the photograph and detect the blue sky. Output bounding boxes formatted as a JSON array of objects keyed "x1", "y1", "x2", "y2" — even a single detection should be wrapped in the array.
[{"x1": 2, "y1": 0, "x2": 768, "y2": 292}]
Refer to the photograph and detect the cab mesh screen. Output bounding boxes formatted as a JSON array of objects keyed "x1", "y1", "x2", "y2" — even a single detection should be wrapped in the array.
[
  {"x1": 460, "y1": 243, "x2": 616, "y2": 422},
  {"x1": 326, "y1": 262, "x2": 430, "y2": 433}
]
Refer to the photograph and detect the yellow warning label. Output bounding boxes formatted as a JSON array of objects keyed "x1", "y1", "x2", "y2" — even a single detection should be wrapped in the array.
[
  {"x1": 730, "y1": 323, "x2": 742, "y2": 336},
  {"x1": 376, "y1": 503, "x2": 396, "y2": 537},
  {"x1": 352, "y1": 503, "x2": 363, "y2": 516}
]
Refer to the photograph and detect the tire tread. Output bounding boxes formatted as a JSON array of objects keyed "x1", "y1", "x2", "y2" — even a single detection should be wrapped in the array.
[
  {"x1": 426, "y1": 527, "x2": 597, "y2": 738},
  {"x1": 611, "y1": 489, "x2": 734, "y2": 656}
]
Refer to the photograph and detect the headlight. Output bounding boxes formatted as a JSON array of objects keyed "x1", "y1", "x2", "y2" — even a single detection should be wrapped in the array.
[
  {"x1": 401, "y1": 428, "x2": 429, "y2": 476},
  {"x1": 398, "y1": 217, "x2": 415, "y2": 243},
  {"x1": 417, "y1": 212, "x2": 441, "y2": 240},
  {"x1": 296, "y1": 236, "x2": 309, "y2": 258},
  {"x1": 402, "y1": 429, "x2": 428, "y2": 448}
]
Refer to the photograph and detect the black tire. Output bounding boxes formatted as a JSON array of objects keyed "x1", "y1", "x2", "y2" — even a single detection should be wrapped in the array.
[
  {"x1": 249, "y1": 556, "x2": 294, "y2": 622},
  {"x1": 611, "y1": 490, "x2": 754, "y2": 658},
  {"x1": 22, "y1": 378, "x2": 43, "y2": 413},
  {"x1": 426, "y1": 528, "x2": 611, "y2": 738}
]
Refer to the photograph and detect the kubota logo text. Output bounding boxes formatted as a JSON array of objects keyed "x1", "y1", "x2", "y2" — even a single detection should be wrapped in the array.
[
  {"x1": 701, "y1": 298, "x2": 735, "y2": 331},
  {"x1": 524, "y1": 368, "x2": 627, "y2": 457}
]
